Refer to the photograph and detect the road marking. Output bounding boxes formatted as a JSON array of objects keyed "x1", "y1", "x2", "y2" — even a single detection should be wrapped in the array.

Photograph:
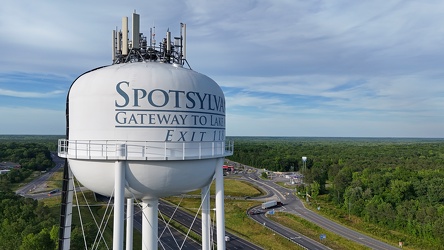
[{"x1": 247, "y1": 176, "x2": 287, "y2": 200}]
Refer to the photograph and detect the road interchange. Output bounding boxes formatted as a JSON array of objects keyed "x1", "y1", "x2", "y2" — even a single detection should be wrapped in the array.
[
  {"x1": 238, "y1": 165, "x2": 399, "y2": 250},
  {"x1": 21, "y1": 155, "x2": 400, "y2": 249}
]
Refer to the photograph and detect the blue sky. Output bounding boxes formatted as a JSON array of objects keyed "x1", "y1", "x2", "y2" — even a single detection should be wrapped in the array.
[{"x1": 1, "y1": 0, "x2": 443, "y2": 137}]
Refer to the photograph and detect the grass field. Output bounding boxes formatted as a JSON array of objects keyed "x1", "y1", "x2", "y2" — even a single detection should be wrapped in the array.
[
  {"x1": 270, "y1": 212, "x2": 370, "y2": 250},
  {"x1": 186, "y1": 178, "x2": 264, "y2": 197}
]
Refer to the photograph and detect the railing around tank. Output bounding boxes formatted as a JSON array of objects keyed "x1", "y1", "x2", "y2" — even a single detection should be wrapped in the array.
[{"x1": 58, "y1": 139, "x2": 234, "y2": 160}]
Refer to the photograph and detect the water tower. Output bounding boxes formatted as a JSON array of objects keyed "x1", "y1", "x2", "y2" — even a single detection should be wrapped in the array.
[
  {"x1": 58, "y1": 12, "x2": 233, "y2": 250},
  {"x1": 302, "y1": 156, "x2": 307, "y2": 172}
]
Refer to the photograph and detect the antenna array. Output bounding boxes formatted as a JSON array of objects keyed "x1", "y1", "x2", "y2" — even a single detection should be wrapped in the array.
[{"x1": 112, "y1": 12, "x2": 189, "y2": 68}]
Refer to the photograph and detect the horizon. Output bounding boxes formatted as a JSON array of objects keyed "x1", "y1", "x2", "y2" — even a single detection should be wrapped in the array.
[{"x1": 1, "y1": 134, "x2": 443, "y2": 140}]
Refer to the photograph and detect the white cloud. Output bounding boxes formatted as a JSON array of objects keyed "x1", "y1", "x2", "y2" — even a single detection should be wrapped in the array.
[
  {"x1": 226, "y1": 92, "x2": 283, "y2": 108},
  {"x1": 0, "y1": 88, "x2": 64, "y2": 98}
]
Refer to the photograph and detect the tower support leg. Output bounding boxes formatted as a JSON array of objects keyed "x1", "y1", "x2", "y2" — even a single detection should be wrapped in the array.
[
  {"x1": 201, "y1": 184, "x2": 211, "y2": 250},
  {"x1": 113, "y1": 160, "x2": 125, "y2": 250},
  {"x1": 142, "y1": 198, "x2": 158, "y2": 250},
  {"x1": 126, "y1": 198, "x2": 134, "y2": 250},
  {"x1": 215, "y1": 157, "x2": 226, "y2": 250},
  {"x1": 59, "y1": 161, "x2": 74, "y2": 250}
]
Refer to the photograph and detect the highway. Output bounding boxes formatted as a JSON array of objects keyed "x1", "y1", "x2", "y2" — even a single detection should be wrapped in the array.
[
  {"x1": 16, "y1": 152, "x2": 64, "y2": 199},
  {"x1": 158, "y1": 200, "x2": 263, "y2": 250},
  {"x1": 239, "y1": 166, "x2": 399, "y2": 250},
  {"x1": 249, "y1": 208, "x2": 329, "y2": 250},
  {"x1": 133, "y1": 205, "x2": 202, "y2": 249}
]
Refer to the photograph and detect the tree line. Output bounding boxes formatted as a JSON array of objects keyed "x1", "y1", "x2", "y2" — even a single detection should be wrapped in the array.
[
  {"x1": 228, "y1": 136, "x2": 444, "y2": 247},
  {"x1": 0, "y1": 190, "x2": 58, "y2": 250},
  {"x1": 0, "y1": 142, "x2": 55, "y2": 184},
  {"x1": 0, "y1": 139, "x2": 57, "y2": 249},
  {"x1": 0, "y1": 188, "x2": 99, "y2": 249},
  {"x1": 0, "y1": 138, "x2": 98, "y2": 249}
]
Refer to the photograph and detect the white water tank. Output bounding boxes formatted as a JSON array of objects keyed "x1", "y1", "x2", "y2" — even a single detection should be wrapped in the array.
[{"x1": 62, "y1": 61, "x2": 230, "y2": 199}]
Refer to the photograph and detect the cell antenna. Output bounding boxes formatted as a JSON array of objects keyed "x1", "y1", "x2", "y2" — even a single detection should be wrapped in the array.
[{"x1": 111, "y1": 12, "x2": 190, "y2": 68}]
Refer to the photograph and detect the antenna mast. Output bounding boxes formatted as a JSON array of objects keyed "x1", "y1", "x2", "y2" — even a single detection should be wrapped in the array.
[{"x1": 112, "y1": 12, "x2": 190, "y2": 68}]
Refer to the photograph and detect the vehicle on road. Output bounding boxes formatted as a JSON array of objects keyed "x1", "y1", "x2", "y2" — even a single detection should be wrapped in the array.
[
  {"x1": 48, "y1": 189, "x2": 60, "y2": 196},
  {"x1": 249, "y1": 209, "x2": 264, "y2": 215},
  {"x1": 261, "y1": 200, "x2": 277, "y2": 209}
]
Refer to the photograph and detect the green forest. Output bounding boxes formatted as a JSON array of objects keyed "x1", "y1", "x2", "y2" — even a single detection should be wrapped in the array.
[
  {"x1": 0, "y1": 191, "x2": 58, "y2": 250},
  {"x1": 0, "y1": 137, "x2": 59, "y2": 249},
  {"x1": 0, "y1": 141, "x2": 55, "y2": 184},
  {"x1": 228, "y1": 136, "x2": 444, "y2": 248},
  {"x1": 0, "y1": 136, "x2": 116, "y2": 249}
]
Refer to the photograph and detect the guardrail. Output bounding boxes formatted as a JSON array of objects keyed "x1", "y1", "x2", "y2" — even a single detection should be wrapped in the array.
[{"x1": 58, "y1": 139, "x2": 233, "y2": 161}]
